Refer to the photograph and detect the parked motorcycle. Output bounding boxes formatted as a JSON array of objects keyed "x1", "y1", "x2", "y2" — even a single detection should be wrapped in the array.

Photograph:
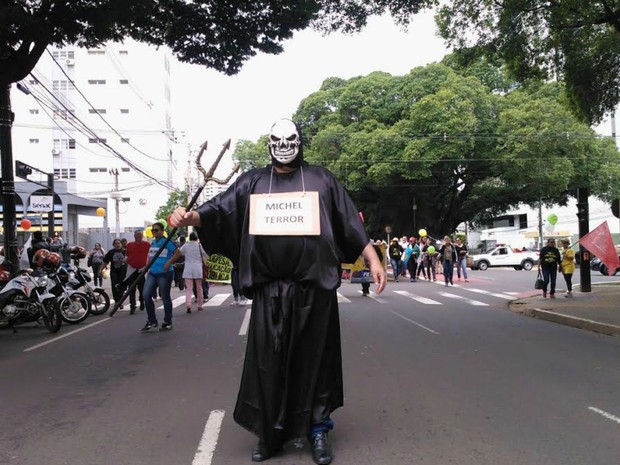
[
  {"x1": 62, "y1": 266, "x2": 110, "y2": 315},
  {"x1": 32, "y1": 250, "x2": 91, "y2": 325},
  {"x1": 0, "y1": 269, "x2": 62, "y2": 333}
]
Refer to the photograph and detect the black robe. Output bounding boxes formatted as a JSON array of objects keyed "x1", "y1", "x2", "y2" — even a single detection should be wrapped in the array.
[{"x1": 195, "y1": 163, "x2": 369, "y2": 445}]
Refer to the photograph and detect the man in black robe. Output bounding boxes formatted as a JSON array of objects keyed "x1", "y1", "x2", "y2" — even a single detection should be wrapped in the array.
[{"x1": 170, "y1": 118, "x2": 385, "y2": 464}]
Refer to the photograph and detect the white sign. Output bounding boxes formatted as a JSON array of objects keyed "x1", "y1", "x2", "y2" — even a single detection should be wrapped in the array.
[
  {"x1": 249, "y1": 191, "x2": 320, "y2": 236},
  {"x1": 30, "y1": 195, "x2": 53, "y2": 213}
]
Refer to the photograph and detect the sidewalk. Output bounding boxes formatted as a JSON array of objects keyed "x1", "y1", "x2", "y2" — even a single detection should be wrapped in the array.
[{"x1": 509, "y1": 282, "x2": 620, "y2": 337}]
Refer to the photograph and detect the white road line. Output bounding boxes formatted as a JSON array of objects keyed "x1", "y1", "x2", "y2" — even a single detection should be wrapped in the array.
[
  {"x1": 337, "y1": 292, "x2": 351, "y2": 303},
  {"x1": 24, "y1": 318, "x2": 112, "y2": 352},
  {"x1": 239, "y1": 308, "x2": 251, "y2": 336},
  {"x1": 156, "y1": 296, "x2": 185, "y2": 310},
  {"x1": 588, "y1": 406, "x2": 620, "y2": 425},
  {"x1": 205, "y1": 294, "x2": 230, "y2": 307},
  {"x1": 394, "y1": 290, "x2": 441, "y2": 305},
  {"x1": 357, "y1": 290, "x2": 387, "y2": 303},
  {"x1": 386, "y1": 309, "x2": 440, "y2": 335},
  {"x1": 460, "y1": 287, "x2": 516, "y2": 300},
  {"x1": 192, "y1": 409, "x2": 225, "y2": 465},
  {"x1": 438, "y1": 292, "x2": 489, "y2": 306}
]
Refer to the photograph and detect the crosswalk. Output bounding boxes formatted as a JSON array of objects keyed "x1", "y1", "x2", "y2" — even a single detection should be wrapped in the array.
[{"x1": 113, "y1": 284, "x2": 517, "y2": 312}]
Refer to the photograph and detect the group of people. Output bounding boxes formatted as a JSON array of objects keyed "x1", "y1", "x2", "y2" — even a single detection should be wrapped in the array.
[
  {"x1": 387, "y1": 235, "x2": 469, "y2": 287},
  {"x1": 538, "y1": 238, "x2": 575, "y2": 298}
]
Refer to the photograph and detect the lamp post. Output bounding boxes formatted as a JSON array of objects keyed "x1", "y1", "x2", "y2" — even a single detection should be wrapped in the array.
[{"x1": 412, "y1": 197, "x2": 417, "y2": 234}]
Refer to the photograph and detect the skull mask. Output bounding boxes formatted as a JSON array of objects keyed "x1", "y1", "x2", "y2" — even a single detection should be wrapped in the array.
[{"x1": 268, "y1": 118, "x2": 303, "y2": 168}]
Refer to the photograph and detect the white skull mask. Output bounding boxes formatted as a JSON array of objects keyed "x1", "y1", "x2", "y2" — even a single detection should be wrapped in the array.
[{"x1": 268, "y1": 119, "x2": 301, "y2": 165}]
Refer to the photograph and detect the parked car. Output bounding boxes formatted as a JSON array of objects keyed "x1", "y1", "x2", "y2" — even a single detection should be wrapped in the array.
[
  {"x1": 599, "y1": 254, "x2": 620, "y2": 276},
  {"x1": 468, "y1": 245, "x2": 539, "y2": 271}
]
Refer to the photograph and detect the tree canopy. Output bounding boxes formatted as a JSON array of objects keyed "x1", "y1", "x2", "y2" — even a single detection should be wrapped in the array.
[
  {"x1": 436, "y1": 0, "x2": 620, "y2": 125},
  {"x1": 0, "y1": 0, "x2": 433, "y2": 85},
  {"x1": 234, "y1": 61, "x2": 620, "y2": 239}
]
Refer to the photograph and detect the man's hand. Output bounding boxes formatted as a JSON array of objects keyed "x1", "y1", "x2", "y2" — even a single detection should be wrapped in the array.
[
  {"x1": 169, "y1": 208, "x2": 201, "y2": 228},
  {"x1": 361, "y1": 243, "x2": 386, "y2": 294}
]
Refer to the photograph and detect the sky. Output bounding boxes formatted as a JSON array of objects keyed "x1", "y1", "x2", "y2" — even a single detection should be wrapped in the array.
[{"x1": 170, "y1": 10, "x2": 448, "y2": 153}]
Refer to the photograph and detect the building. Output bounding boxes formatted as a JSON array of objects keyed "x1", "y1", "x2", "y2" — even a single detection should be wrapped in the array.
[{"x1": 10, "y1": 40, "x2": 184, "y2": 241}]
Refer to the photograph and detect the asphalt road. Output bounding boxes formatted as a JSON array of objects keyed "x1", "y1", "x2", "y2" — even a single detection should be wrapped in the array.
[{"x1": 1, "y1": 268, "x2": 619, "y2": 465}]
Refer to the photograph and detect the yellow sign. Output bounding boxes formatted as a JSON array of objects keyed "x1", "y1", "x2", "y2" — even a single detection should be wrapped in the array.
[{"x1": 204, "y1": 254, "x2": 233, "y2": 283}]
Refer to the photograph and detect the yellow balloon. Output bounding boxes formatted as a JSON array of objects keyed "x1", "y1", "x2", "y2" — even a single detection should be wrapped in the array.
[
  {"x1": 144, "y1": 226, "x2": 153, "y2": 238},
  {"x1": 96, "y1": 207, "x2": 106, "y2": 217},
  {"x1": 418, "y1": 228, "x2": 427, "y2": 237}
]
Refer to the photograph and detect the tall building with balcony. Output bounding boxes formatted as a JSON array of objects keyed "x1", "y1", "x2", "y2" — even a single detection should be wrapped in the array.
[{"x1": 11, "y1": 40, "x2": 183, "y2": 241}]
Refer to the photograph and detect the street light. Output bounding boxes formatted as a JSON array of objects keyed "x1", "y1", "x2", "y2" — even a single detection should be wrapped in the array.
[{"x1": 412, "y1": 197, "x2": 417, "y2": 234}]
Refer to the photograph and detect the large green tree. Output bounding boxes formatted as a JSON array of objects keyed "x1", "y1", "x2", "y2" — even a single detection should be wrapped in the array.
[
  {"x1": 436, "y1": 0, "x2": 620, "y2": 125},
  {"x1": 236, "y1": 62, "x2": 620, "y2": 239}
]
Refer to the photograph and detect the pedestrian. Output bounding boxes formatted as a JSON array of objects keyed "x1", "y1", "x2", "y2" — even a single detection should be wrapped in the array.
[
  {"x1": 124, "y1": 229, "x2": 151, "y2": 314},
  {"x1": 454, "y1": 237, "x2": 469, "y2": 282},
  {"x1": 398, "y1": 236, "x2": 408, "y2": 277},
  {"x1": 416, "y1": 237, "x2": 428, "y2": 280},
  {"x1": 170, "y1": 232, "x2": 207, "y2": 313},
  {"x1": 229, "y1": 265, "x2": 247, "y2": 305},
  {"x1": 101, "y1": 239, "x2": 126, "y2": 308},
  {"x1": 438, "y1": 236, "x2": 457, "y2": 286},
  {"x1": 174, "y1": 236, "x2": 187, "y2": 291},
  {"x1": 538, "y1": 238, "x2": 561, "y2": 298},
  {"x1": 560, "y1": 239, "x2": 575, "y2": 298},
  {"x1": 169, "y1": 118, "x2": 386, "y2": 465},
  {"x1": 403, "y1": 236, "x2": 420, "y2": 282},
  {"x1": 140, "y1": 221, "x2": 178, "y2": 331},
  {"x1": 388, "y1": 237, "x2": 404, "y2": 282},
  {"x1": 88, "y1": 243, "x2": 105, "y2": 286},
  {"x1": 28, "y1": 230, "x2": 50, "y2": 267}
]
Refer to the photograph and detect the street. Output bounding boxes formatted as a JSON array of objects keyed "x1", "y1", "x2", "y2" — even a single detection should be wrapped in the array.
[{"x1": 1, "y1": 269, "x2": 620, "y2": 465}]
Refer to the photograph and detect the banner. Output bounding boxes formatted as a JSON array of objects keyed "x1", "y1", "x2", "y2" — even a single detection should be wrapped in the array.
[
  {"x1": 30, "y1": 195, "x2": 53, "y2": 213},
  {"x1": 341, "y1": 243, "x2": 387, "y2": 283},
  {"x1": 579, "y1": 221, "x2": 620, "y2": 273},
  {"x1": 204, "y1": 254, "x2": 233, "y2": 283}
]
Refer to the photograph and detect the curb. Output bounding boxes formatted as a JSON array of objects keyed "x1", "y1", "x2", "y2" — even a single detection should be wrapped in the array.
[{"x1": 521, "y1": 307, "x2": 620, "y2": 338}]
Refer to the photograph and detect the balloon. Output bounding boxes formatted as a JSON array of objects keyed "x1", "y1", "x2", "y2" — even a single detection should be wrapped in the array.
[
  {"x1": 547, "y1": 213, "x2": 558, "y2": 225},
  {"x1": 156, "y1": 218, "x2": 167, "y2": 229},
  {"x1": 544, "y1": 223, "x2": 555, "y2": 232},
  {"x1": 96, "y1": 207, "x2": 106, "y2": 217},
  {"x1": 144, "y1": 226, "x2": 153, "y2": 238},
  {"x1": 418, "y1": 228, "x2": 427, "y2": 237},
  {"x1": 20, "y1": 218, "x2": 32, "y2": 230},
  {"x1": 427, "y1": 245, "x2": 436, "y2": 254}
]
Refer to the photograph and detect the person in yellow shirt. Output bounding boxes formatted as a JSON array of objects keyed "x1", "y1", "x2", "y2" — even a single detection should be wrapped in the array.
[{"x1": 560, "y1": 239, "x2": 575, "y2": 298}]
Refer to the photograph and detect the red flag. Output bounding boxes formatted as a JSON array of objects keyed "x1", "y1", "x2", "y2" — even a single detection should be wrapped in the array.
[{"x1": 579, "y1": 221, "x2": 620, "y2": 273}]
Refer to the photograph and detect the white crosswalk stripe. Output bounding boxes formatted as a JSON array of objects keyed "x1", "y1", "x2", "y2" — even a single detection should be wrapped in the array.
[
  {"x1": 156, "y1": 296, "x2": 185, "y2": 310},
  {"x1": 337, "y1": 292, "x2": 351, "y2": 303},
  {"x1": 437, "y1": 291, "x2": 488, "y2": 306},
  {"x1": 459, "y1": 287, "x2": 516, "y2": 300},
  {"x1": 393, "y1": 290, "x2": 441, "y2": 305},
  {"x1": 205, "y1": 293, "x2": 230, "y2": 307}
]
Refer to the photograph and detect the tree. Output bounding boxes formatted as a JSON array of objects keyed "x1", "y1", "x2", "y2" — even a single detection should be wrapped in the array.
[
  {"x1": 233, "y1": 137, "x2": 271, "y2": 171},
  {"x1": 436, "y1": 0, "x2": 620, "y2": 125},
  {"x1": 289, "y1": 63, "x2": 619, "y2": 238},
  {"x1": 0, "y1": 0, "x2": 433, "y2": 273}
]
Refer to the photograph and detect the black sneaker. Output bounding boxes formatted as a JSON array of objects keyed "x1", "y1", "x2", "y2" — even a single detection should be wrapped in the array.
[
  {"x1": 140, "y1": 321, "x2": 158, "y2": 332},
  {"x1": 160, "y1": 322, "x2": 173, "y2": 331},
  {"x1": 129, "y1": 306, "x2": 136, "y2": 315}
]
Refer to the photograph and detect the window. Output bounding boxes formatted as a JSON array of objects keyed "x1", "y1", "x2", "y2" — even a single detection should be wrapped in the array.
[
  {"x1": 69, "y1": 168, "x2": 76, "y2": 179},
  {"x1": 89, "y1": 168, "x2": 108, "y2": 173},
  {"x1": 68, "y1": 139, "x2": 76, "y2": 149},
  {"x1": 119, "y1": 50, "x2": 129, "y2": 55},
  {"x1": 88, "y1": 138, "x2": 107, "y2": 144},
  {"x1": 120, "y1": 79, "x2": 129, "y2": 85},
  {"x1": 88, "y1": 109, "x2": 107, "y2": 114},
  {"x1": 120, "y1": 109, "x2": 129, "y2": 114},
  {"x1": 121, "y1": 167, "x2": 130, "y2": 172},
  {"x1": 87, "y1": 79, "x2": 106, "y2": 85},
  {"x1": 29, "y1": 138, "x2": 39, "y2": 144},
  {"x1": 29, "y1": 109, "x2": 39, "y2": 114},
  {"x1": 87, "y1": 49, "x2": 105, "y2": 55},
  {"x1": 120, "y1": 138, "x2": 130, "y2": 143}
]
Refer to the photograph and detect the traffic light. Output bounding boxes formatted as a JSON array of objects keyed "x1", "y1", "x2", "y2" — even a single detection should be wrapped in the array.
[{"x1": 15, "y1": 160, "x2": 32, "y2": 179}]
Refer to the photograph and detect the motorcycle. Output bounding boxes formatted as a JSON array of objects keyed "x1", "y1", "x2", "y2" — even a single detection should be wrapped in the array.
[
  {"x1": 62, "y1": 265, "x2": 110, "y2": 315},
  {"x1": 0, "y1": 269, "x2": 62, "y2": 333},
  {"x1": 50, "y1": 267, "x2": 92, "y2": 324}
]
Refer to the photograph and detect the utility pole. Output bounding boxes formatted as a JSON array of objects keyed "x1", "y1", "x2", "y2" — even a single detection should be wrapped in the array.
[
  {"x1": 577, "y1": 187, "x2": 591, "y2": 292},
  {"x1": 0, "y1": 84, "x2": 18, "y2": 275},
  {"x1": 109, "y1": 168, "x2": 121, "y2": 237}
]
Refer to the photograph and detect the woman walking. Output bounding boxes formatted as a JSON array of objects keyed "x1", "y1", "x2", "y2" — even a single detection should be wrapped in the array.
[
  {"x1": 454, "y1": 237, "x2": 469, "y2": 282},
  {"x1": 172, "y1": 232, "x2": 207, "y2": 313},
  {"x1": 438, "y1": 236, "x2": 458, "y2": 286},
  {"x1": 101, "y1": 239, "x2": 126, "y2": 307},
  {"x1": 89, "y1": 243, "x2": 105, "y2": 286},
  {"x1": 560, "y1": 239, "x2": 575, "y2": 298}
]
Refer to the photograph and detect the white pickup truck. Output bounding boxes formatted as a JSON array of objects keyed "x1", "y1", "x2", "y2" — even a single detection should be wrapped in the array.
[{"x1": 468, "y1": 245, "x2": 539, "y2": 271}]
